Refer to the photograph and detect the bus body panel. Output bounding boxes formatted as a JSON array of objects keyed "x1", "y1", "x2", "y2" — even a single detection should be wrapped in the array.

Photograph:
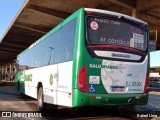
[
  {"x1": 72, "y1": 89, "x2": 148, "y2": 107},
  {"x1": 16, "y1": 61, "x2": 73, "y2": 107},
  {"x1": 86, "y1": 53, "x2": 148, "y2": 94},
  {"x1": 72, "y1": 47, "x2": 148, "y2": 107},
  {"x1": 72, "y1": 8, "x2": 86, "y2": 90},
  {"x1": 72, "y1": 8, "x2": 149, "y2": 107},
  {"x1": 56, "y1": 61, "x2": 73, "y2": 107}
]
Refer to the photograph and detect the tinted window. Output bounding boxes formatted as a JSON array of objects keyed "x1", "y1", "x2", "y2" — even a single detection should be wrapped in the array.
[
  {"x1": 18, "y1": 47, "x2": 34, "y2": 70},
  {"x1": 53, "y1": 19, "x2": 76, "y2": 63},
  {"x1": 34, "y1": 34, "x2": 56, "y2": 67},
  {"x1": 17, "y1": 19, "x2": 76, "y2": 69},
  {"x1": 86, "y1": 16, "x2": 147, "y2": 51}
]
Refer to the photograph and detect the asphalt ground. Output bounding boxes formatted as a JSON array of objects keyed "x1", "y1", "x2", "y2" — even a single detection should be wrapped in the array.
[{"x1": 0, "y1": 80, "x2": 159, "y2": 120}]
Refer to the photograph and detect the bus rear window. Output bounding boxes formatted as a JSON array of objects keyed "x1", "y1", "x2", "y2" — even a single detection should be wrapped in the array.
[{"x1": 86, "y1": 16, "x2": 147, "y2": 51}]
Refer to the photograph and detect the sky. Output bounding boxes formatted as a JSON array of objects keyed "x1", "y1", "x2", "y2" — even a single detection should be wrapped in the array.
[
  {"x1": 150, "y1": 51, "x2": 160, "y2": 67},
  {"x1": 0, "y1": 0, "x2": 25, "y2": 41}
]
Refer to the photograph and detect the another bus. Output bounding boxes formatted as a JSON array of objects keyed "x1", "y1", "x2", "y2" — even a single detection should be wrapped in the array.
[{"x1": 14, "y1": 8, "x2": 150, "y2": 111}]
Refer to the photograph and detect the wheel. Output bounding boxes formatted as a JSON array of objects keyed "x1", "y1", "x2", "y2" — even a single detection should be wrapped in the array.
[{"x1": 37, "y1": 87, "x2": 44, "y2": 111}]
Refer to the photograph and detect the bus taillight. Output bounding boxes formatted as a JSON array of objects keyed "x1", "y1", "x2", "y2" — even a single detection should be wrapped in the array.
[
  {"x1": 141, "y1": 23, "x2": 147, "y2": 27},
  {"x1": 86, "y1": 11, "x2": 92, "y2": 14},
  {"x1": 78, "y1": 65, "x2": 88, "y2": 92},
  {"x1": 144, "y1": 71, "x2": 150, "y2": 92}
]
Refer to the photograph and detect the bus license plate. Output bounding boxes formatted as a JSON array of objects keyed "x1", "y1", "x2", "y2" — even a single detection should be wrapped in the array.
[{"x1": 111, "y1": 86, "x2": 125, "y2": 92}]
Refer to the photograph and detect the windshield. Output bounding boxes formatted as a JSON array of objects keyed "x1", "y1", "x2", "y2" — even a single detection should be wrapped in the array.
[{"x1": 86, "y1": 16, "x2": 147, "y2": 51}]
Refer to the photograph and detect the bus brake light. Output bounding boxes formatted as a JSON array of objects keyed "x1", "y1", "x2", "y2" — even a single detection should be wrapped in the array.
[
  {"x1": 78, "y1": 65, "x2": 88, "y2": 92},
  {"x1": 86, "y1": 11, "x2": 92, "y2": 14},
  {"x1": 144, "y1": 71, "x2": 150, "y2": 92},
  {"x1": 142, "y1": 23, "x2": 147, "y2": 27}
]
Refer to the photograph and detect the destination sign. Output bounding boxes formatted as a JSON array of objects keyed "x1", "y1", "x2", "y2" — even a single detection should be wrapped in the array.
[{"x1": 86, "y1": 16, "x2": 147, "y2": 51}]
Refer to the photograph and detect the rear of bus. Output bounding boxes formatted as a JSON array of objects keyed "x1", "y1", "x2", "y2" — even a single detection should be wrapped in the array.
[{"x1": 73, "y1": 8, "x2": 149, "y2": 107}]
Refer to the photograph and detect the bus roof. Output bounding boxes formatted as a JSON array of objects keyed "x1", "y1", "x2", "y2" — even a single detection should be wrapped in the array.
[{"x1": 85, "y1": 8, "x2": 147, "y2": 25}]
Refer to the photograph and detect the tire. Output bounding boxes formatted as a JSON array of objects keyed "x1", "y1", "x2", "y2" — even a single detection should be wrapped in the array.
[{"x1": 37, "y1": 87, "x2": 44, "y2": 111}]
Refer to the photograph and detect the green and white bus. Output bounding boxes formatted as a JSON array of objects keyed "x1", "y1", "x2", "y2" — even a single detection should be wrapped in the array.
[{"x1": 15, "y1": 8, "x2": 150, "y2": 111}]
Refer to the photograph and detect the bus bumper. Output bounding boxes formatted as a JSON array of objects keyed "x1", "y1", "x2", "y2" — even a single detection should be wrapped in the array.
[{"x1": 72, "y1": 89, "x2": 148, "y2": 107}]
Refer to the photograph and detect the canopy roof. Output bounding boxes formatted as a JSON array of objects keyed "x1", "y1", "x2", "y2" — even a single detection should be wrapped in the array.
[{"x1": 0, "y1": 0, "x2": 160, "y2": 65}]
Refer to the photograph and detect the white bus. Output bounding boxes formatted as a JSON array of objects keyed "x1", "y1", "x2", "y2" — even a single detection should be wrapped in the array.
[{"x1": 15, "y1": 8, "x2": 150, "y2": 111}]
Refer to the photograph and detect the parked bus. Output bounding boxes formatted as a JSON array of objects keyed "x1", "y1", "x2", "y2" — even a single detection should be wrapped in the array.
[{"x1": 15, "y1": 8, "x2": 150, "y2": 111}]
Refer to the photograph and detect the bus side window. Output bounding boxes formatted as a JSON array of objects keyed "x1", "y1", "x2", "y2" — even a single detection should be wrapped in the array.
[
  {"x1": 34, "y1": 32, "x2": 57, "y2": 67},
  {"x1": 49, "y1": 31, "x2": 59, "y2": 65},
  {"x1": 55, "y1": 19, "x2": 76, "y2": 63},
  {"x1": 18, "y1": 47, "x2": 34, "y2": 70}
]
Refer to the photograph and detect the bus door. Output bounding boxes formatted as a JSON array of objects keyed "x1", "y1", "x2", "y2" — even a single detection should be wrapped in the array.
[{"x1": 56, "y1": 20, "x2": 76, "y2": 106}]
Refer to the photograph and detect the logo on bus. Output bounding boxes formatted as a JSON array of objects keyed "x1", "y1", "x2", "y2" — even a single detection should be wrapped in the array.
[
  {"x1": 90, "y1": 21, "x2": 98, "y2": 30},
  {"x1": 89, "y1": 64, "x2": 118, "y2": 69},
  {"x1": 50, "y1": 74, "x2": 53, "y2": 85},
  {"x1": 112, "y1": 53, "x2": 130, "y2": 58}
]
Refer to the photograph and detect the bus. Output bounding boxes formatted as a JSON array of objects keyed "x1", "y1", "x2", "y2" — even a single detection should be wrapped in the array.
[{"x1": 14, "y1": 8, "x2": 150, "y2": 111}]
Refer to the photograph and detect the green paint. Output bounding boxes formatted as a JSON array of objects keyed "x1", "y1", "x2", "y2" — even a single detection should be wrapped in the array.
[
  {"x1": 72, "y1": 8, "x2": 86, "y2": 89},
  {"x1": 85, "y1": 48, "x2": 107, "y2": 94},
  {"x1": 72, "y1": 89, "x2": 148, "y2": 107},
  {"x1": 50, "y1": 74, "x2": 53, "y2": 85},
  {"x1": 72, "y1": 8, "x2": 149, "y2": 107},
  {"x1": 24, "y1": 74, "x2": 32, "y2": 81},
  {"x1": 14, "y1": 70, "x2": 25, "y2": 94}
]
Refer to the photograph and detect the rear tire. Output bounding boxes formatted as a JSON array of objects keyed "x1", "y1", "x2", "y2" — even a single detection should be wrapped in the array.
[{"x1": 37, "y1": 87, "x2": 44, "y2": 111}]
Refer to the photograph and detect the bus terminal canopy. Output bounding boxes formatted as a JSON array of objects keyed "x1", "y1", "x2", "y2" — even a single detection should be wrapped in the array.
[{"x1": 0, "y1": 0, "x2": 160, "y2": 65}]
